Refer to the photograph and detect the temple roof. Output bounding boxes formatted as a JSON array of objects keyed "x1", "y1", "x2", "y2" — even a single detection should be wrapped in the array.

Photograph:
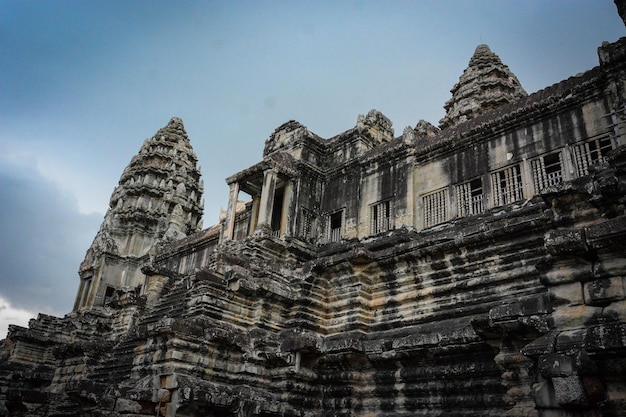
[
  {"x1": 90, "y1": 118, "x2": 204, "y2": 253},
  {"x1": 439, "y1": 44, "x2": 527, "y2": 130}
]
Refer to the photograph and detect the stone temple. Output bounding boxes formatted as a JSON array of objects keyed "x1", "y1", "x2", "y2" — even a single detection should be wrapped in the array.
[{"x1": 2, "y1": 14, "x2": 626, "y2": 417}]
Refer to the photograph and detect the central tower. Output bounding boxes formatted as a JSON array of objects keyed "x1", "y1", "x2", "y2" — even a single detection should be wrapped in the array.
[{"x1": 74, "y1": 117, "x2": 204, "y2": 310}]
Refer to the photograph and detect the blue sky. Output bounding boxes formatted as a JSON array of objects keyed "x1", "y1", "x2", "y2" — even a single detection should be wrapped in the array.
[{"x1": 0, "y1": 0, "x2": 624, "y2": 336}]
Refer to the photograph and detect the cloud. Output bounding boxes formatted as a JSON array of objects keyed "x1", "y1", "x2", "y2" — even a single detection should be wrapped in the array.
[
  {"x1": 0, "y1": 153, "x2": 101, "y2": 319},
  {"x1": 0, "y1": 294, "x2": 37, "y2": 340}
]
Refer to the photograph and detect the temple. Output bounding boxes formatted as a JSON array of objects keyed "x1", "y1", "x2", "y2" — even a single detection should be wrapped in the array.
[{"x1": 1, "y1": 12, "x2": 626, "y2": 417}]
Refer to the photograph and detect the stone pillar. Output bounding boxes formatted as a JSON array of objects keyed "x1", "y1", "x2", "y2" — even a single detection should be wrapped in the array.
[
  {"x1": 561, "y1": 145, "x2": 576, "y2": 181},
  {"x1": 256, "y1": 169, "x2": 277, "y2": 231},
  {"x1": 223, "y1": 182, "x2": 240, "y2": 241},
  {"x1": 520, "y1": 158, "x2": 534, "y2": 199},
  {"x1": 279, "y1": 180, "x2": 293, "y2": 237},
  {"x1": 249, "y1": 195, "x2": 261, "y2": 233},
  {"x1": 73, "y1": 275, "x2": 92, "y2": 311}
]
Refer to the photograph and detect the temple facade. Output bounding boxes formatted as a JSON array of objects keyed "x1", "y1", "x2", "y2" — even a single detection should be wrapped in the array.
[{"x1": 1, "y1": 18, "x2": 626, "y2": 417}]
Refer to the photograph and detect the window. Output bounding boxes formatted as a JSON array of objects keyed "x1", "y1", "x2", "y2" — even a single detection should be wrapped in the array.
[
  {"x1": 329, "y1": 210, "x2": 343, "y2": 242},
  {"x1": 572, "y1": 136, "x2": 616, "y2": 177},
  {"x1": 300, "y1": 208, "x2": 317, "y2": 240},
  {"x1": 423, "y1": 189, "x2": 449, "y2": 227},
  {"x1": 456, "y1": 178, "x2": 484, "y2": 217},
  {"x1": 531, "y1": 152, "x2": 563, "y2": 192},
  {"x1": 491, "y1": 164, "x2": 524, "y2": 206},
  {"x1": 270, "y1": 188, "x2": 284, "y2": 237},
  {"x1": 370, "y1": 200, "x2": 393, "y2": 235}
]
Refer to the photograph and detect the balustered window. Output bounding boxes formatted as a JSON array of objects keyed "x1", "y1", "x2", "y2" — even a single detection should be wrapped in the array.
[
  {"x1": 456, "y1": 178, "x2": 484, "y2": 217},
  {"x1": 572, "y1": 136, "x2": 616, "y2": 177},
  {"x1": 423, "y1": 188, "x2": 449, "y2": 227},
  {"x1": 491, "y1": 165, "x2": 524, "y2": 206},
  {"x1": 370, "y1": 200, "x2": 393, "y2": 235},
  {"x1": 531, "y1": 152, "x2": 563, "y2": 192},
  {"x1": 329, "y1": 210, "x2": 343, "y2": 242}
]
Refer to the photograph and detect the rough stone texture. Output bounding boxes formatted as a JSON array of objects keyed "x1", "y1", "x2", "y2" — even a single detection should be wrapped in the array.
[
  {"x1": 439, "y1": 44, "x2": 527, "y2": 130},
  {"x1": 1, "y1": 31, "x2": 626, "y2": 417},
  {"x1": 75, "y1": 117, "x2": 204, "y2": 312}
]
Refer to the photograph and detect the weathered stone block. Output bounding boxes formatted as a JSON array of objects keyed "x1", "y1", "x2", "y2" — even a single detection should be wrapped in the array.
[
  {"x1": 555, "y1": 329, "x2": 587, "y2": 352},
  {"x1": 593, "y1": 249, "x2": 626, "y2": 278},
  {"x1": 489, "y1": 294, "x2": 551, "y2": 323},
  {"x1": 539, "y1": 354, "x2": 574, "y2": 378},
  {"x1": 518, "y1": 314, "x2": 553, "y2": 333},
  {"x1": 549, "y1": 282, "x2": 584, "y2": 306},
  {"x1": 585, "y1": 217, "x2": 626, "y2": 250},
  {"x1": 584, "y1": 277, "x2": 625, "y2": 305},
  {"x1": 551, "y1": 305, "x2": 603, "y2": 330},
  {"x1": 489, "y1": 302, "x2": 523, "y2": 322},
  {"x1": 522, "y1": 332, "x2": 557, "y2": 356},
  {"x1": 552, "y1": 376, "x2": 587, "y2": 406},
  {"x1": 581, "y1": 376, "x2": 604, "y2": 405},
  {"x1": 544, "y1": 229, "x2": 587, "y2": 255},
  {"x1": 539, "y1": 350, "x2": 596, "y2": 378},
  {"x1": 605, "y1": 381, "x2": 626, "y2": 410},
  {"x1": 603, "y1": 299, "x2": 626, "y2": 320},
  {"x1": 531, "y1": 380, "x2": 558, "y2": 408},
  {"x1": 152, "y1": 388, "x2": 171, "y2": 403},
  {"x1": 537, "y1": 411, "x2": 577, "y2": 417},
  {"x1": 114, "y1": 398, "x2": 142, "y2": 413},
  {"x1": 585, "y1": 322, "x2": 626, "y2": 351},
  {"x1": 541, "y1": 258, "x2": 594, "y2": 285},
  {"x1": 162, "y1": 374, "x2": 177, "y2": 390}
]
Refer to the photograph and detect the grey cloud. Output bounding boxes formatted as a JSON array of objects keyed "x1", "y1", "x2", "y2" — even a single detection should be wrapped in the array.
[{"x1": 0, "y1": 159, "x2": 101, "y2": 315}]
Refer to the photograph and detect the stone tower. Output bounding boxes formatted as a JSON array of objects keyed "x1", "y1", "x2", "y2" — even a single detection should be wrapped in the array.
[
  {"x1": 74, "y1": 117, "x2": 203, "y2": 310},
  {"x1": 439, "y1": 44, "x2": 527, "y2": 129}
]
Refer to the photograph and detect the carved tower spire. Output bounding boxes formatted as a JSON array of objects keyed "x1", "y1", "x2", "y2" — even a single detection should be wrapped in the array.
[
  {"x1": 74, "y1": 117, "x2": 204, "y2": 311},
  {"x1": 439, "y1": 44, "x2": 527, "y2": 130}
]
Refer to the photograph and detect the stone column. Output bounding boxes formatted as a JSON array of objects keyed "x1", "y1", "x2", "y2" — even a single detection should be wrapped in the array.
[
  {"x1": 223, "y1": 181, "x2": 240, "y2": 241},
  {"x1": 249, "y1": 194, "x2": 260, "y2": 233},
  {"x1": 520, "y1": 158, "x2": 534, "y2": 199},
  {"x1": 276, "y1": 180, "x2": 292, "y2": 237},
  {"x1": 561, "y1": 145, "x2": 576, "y2": 181},
  {"x1": 256, "y1": 169, "x2": 277, "y2": 232}
]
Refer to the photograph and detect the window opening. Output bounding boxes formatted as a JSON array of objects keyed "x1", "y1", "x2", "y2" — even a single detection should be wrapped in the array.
[
  {"x1": 423, "y1": 189, "x2": 448, "y2": 227},
  {"x1": 531, "y1": 152, "x2": 563, "y2": 192},
  {"x1": 491, "y1": 164, "x2": 524, "y2": 206},
  {"x1": 371, "y1": 200, "x2": 393, "y2": 235},
  {"x1": 456, "y1": 178, "x2": 484, "y2": 217},
  {"x1": 104, "y1": 286, "x2": 116, "y2": 305},
  {"x1": 233, "y1": 191, "x2": 252, "y2": 240},
  {"x1": 572, "y1": 136, "x2": 616, "y2": 177},
  {"x1": 270, "y1": 188, "x2": 284, "y2": 237},
  {"x1": 329, "y1": 211, "x2": 343, "y2": 242}
]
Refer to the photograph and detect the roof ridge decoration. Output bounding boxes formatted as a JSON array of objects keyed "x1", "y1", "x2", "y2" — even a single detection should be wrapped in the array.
[
  {"x1": 356, "y1": 109, "x2": 394, "y2": 144},
  {"x1": 439, "y1": 44, "x2": 528, "y2": 130},
  {"x1": 263, "y1": 120, "x2": 312, "y2": 156}
]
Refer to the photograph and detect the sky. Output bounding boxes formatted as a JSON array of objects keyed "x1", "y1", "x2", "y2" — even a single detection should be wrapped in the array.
[{"x1": 0, "y1": 0, "x2": 624, "y2": 338}]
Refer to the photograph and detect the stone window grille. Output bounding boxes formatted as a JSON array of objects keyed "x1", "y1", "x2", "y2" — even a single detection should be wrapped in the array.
[
  {"x1": 423, "y1": 188, "x2": 449, "y2": 227},
  {"x1": 456, "y1": 178, "x2": 484, "y2": 217},
  {"x1": 572, "y1": 135, "x2": 616, "y2": 177},
  {"x1": 370, "y1": 199, "x2": 393, "y2": 235},
  {"x1": 300, "y1": 208, "x2": 316, "y2": 239},
  {"x1": 531, "y1": 152, "x2": 564, "y2": 192},
  {"x1": 233, "y1": 210, "x2": 251, "y2": 241},
  {"x1": 491, "y1": 164, "x2": 524, "y2": 206},
  {"x1": 329, "y1": 210, "x2": 343, "y2": 242}
]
